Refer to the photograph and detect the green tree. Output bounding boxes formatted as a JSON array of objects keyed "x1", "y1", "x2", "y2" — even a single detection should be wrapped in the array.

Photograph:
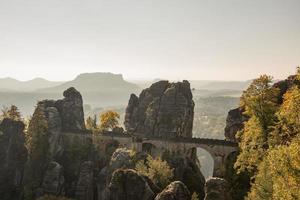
[
  {"x1": 247, "y1": 138, "x2": 300, "y2": 200},
  {"x1": 0, "y1": 105, "x2": 22, "y2": 121},
  {"x1": 136, "y1": 155, "x2": 173, "y2": 188},
  {"x1": 240, "y1": 75, "x2": 279, "y2": 135},
  {"x1": 99, "y1": 110, "x2": 120, "y2": 131},
  {"x1": 235, "y1": 75, "x2": 279, "y2": 174},
  {"x1": 270, "y1": 86, "x2": 300, "y2": 146}
]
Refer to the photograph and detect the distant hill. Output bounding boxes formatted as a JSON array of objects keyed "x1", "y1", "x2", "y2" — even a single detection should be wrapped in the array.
[
  {"x1": 0, "y1": 73, "x2": 141, "y2": 116},
  {"x1": 38, "y1": 72, "x2": 139, "y2": 93},
  {"x1": 0, "y1": 77, "x2": 63, "y2": 92}
]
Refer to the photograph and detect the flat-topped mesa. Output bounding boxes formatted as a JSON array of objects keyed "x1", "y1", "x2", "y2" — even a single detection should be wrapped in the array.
[{"x1": 124, "y1": 80, "x2": 194, "y2": 138}]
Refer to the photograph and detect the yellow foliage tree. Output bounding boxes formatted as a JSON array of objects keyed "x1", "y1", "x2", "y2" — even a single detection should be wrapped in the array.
[
  {"x1": 235, "y1": 75, "x2": 279, "y2": 174},
  {"x1": 99, "y1": 110, "x2": 120, "y2": 131},
  {"x1": 247, "y1": 138, "x2": 300, "y2": 200},
  {"x1": 270, "y1": 86, "x2": 300, "y2": 145}
]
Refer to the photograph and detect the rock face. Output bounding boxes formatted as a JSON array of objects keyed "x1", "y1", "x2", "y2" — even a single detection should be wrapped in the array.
[
  {"x1": 107, "y1": 169, "x2": 155, "y2": 200},
  {"x1": 97, "y1": 148, "x2": 147, "y2": 200},
  {"x1": 164, "y1": 153, "x2": 205, "y2": 199},
  {"x1": 125, "y1": 80, "x2": 194, "y2": 138},
  {"x1": 31, "y1": 87, "x2": 85, "y2": 158},
  {"x1": 56, "y1": 87, "x2": 86, "y2": 132},
  {"x1": 155, "y1": 181, "x2": 191, "y2": 200},
  {"x1": 75, "y1": 161, "x2": 94, "y2": 200},
  {"x1": 0, "y1": 118, "x2": 27, "y2": 200},
  {"x1": 204, "y1": 178, "x2": 230, "y2": 200},
  {"x1": 40, "y1": 161, "x2": 65, "y2": 196},
  {"x1": 224, "y1": 108, "x2": 248, "y2": 142}
]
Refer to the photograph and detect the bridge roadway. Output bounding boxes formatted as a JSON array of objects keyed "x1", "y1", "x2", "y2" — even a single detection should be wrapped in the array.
[{"x1": 62, "y1": 131, "x2": 238, "y2": 177}]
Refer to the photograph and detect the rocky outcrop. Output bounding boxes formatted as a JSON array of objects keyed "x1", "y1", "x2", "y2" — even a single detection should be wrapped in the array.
[
  {"x1": 97, "y1": 148, "x2": 146, "y2": 199},
  {"x1": 155, "y1": 181, "x2": 191, "y2": 200},
  {"x1": 56, "y1": 87, "x2": 86, "y2": 132},
  {"x1": 204, "y1": 178, "x2": 230, "y2": 200},
  {"x1": 164, "y1": 153, "x2": 205, "y2": 199},
  {"x1": 0, "y1": 118, "x2": 27, "y2": 200},
  {"x1": 125, "y1": 80, "x2": 194, "y2": 138},
  {"x1": 31, "y1": 87, "x2": 85, "y2": 158},
  {"x1": 224, "y1": 108, "x2": 248, "y2": 142},
  {"x1": 75, "y1": 161, "x2": 94, "y2": 200},
  {"x1": 107, "y1": 169, "x2": 155, "y2": 200},
  {"x1": 40, "y1": 161, "x2": 65, "y2": 196}
]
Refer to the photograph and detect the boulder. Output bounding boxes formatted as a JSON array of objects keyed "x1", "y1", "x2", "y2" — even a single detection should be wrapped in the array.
[
  {"x1": 0, "y1": 118, "x2": 27, "y2": 200},
  {"x1": 125, "y1": 80, "x2": 194, "y2": 138},
  {"x1": 204, "y1": 178, "x2": 230, "y2": 200},
  {"x1": 108, "y1": 169, "x2": 155, "y2": 200},
  {"x1": 155, "y1": 181, "x2": 191, "y2": 200},
  {"x1": 109, "y1": 148, "x2": 135, "y2": 171}
]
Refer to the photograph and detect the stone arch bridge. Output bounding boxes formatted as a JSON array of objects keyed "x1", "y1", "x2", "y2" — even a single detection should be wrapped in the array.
[{"x1": 62, "y1": 131, "x2": 238, "y2": 178}]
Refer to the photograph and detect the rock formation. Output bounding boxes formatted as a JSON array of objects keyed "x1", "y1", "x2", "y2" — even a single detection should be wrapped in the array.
[
  {"x1": 97, "y1": 148, "x2": 148, "y2": 199},
  {"x1": 40, "y1": 161, "x2": 65, "y2": 196},
  {"x1": 163, "y1": 153, "x2": 205, "y2": 199},
  {"x1": 0, "y1": 118, "x2": 27, "y2": 200},
  {"x1": 155, "y1": 181, "x2": 191, "y2": 200},
  {"x1": 224, "y1": 108, "x2": 248, "y2": 142},
  {"x1": 125, "y1": 80, "x2": 194, "y2": 138},
  {"x1": 56, "y1": 87, "x2": 86, "y2": 132},
  {"x1": 108, "y1": 169, "x2": 155, "y2": 200},
  {"x1": 204, "y1": 178, "x2": 230, "y2": 200},
  {"x1": 75, "y1": 161, "x2": 94, "y2": 200}
]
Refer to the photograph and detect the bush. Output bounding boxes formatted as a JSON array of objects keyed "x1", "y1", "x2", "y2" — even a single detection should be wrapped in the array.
[{"x1": 136, "y1": 155, "x2": 173, "y2": 188}]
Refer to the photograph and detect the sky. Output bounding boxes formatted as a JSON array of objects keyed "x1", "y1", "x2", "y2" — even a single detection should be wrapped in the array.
[{"x1": 0, "y1": 0, "x2": 299, "y2": 81}]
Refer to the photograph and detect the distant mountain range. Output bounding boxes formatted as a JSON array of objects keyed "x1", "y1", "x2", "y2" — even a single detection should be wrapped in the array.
[
  {"x1": 0, "y1": 72, "x2": 259, "y2": 117},
  {"x1": 0, "y1": 72, "x2": 141, "y2": 116},
  {"x1": 0, "y1": 77, "x2": 63, "y2": 92}
]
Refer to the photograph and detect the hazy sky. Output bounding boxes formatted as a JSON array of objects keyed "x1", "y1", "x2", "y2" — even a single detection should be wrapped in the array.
[{"x1": 0, "y1": 0, "x2": 299, "y2": 81}]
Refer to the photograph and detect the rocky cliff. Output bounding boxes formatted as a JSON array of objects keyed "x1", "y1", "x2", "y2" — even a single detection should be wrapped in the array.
[
  {"x1": 125, "y1": 80, "x2": 194, "y2": 138},
  {"x1": 224, "y1": 108, "x2": 247, "y2": 142},
  {"x1": 0, "y1": 118, "x2": 27, "y2": 200}
]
